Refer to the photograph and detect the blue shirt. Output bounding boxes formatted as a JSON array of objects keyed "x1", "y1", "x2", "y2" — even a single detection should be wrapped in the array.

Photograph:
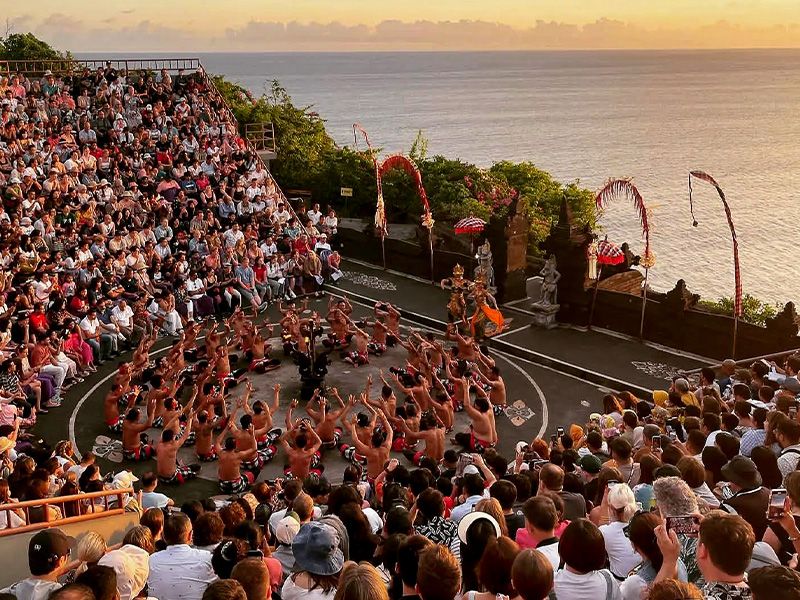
[{"x1": 450, "y1": 494, "x2": 485, "y2": 523}]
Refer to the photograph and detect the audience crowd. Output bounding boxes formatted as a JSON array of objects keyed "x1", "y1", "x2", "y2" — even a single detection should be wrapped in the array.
[{"x1": 0, "y1": 64, "x2": 799, "y2": 600}]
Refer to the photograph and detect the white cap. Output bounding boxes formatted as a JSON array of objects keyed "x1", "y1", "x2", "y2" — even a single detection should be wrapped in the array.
[
  {"x1": 275, "y1": 515, "x2": 301, "y2": 544},
  {"x1": 463, "y1": 464, "x2": 480, "y2": 475},
  {"x1": 98, "y1": 544, "x2": 149, "y2": 600}
]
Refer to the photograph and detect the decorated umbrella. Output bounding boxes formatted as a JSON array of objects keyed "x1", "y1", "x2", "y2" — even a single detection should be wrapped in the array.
[
  {"x1": 454, "y1": 216, "x2": 486, "y2": 234},
  {"x1": 596, "y1": 238, "x2": 626, "y2": 265},
  {"x1": 588, "y1": 237, "x2": 625, "y2": 330},
  {"x1": 454, "y1": 216, "x2": 486, "y2": 267}
]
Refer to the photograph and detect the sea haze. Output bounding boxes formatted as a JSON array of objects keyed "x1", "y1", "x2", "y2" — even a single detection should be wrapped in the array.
[{"x1": 85, "y1": 50, "x2": 800, "y2": 305}]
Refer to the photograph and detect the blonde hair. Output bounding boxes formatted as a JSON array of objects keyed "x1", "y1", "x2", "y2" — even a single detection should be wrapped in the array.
[
  {"x1": 475, "y1": 498, "x2": 509, "y2": 537},
  {"x1": 334, "y1": 562, "x2": 388, "y2": 600},
  {"x1": 75, "y1": 531, "x2": 107, "y2": 573},
  {"x1": 607, "y1": 483, "x2": 638, "y2": 523}
]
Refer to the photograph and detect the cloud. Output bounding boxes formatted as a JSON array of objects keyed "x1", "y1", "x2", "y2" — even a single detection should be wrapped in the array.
[{"x1": 16, "y1": 14, "x2": 800, "y2": 51}]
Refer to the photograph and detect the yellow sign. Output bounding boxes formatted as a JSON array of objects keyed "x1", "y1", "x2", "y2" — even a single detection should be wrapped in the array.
[{"x1": 340, "y1": 187, "x2": 353, "y2": 197}]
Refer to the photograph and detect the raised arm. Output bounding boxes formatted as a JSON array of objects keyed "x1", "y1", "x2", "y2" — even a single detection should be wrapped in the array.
[{"x1": 270, "y1": 382, "x2": 281, "y2": 414}]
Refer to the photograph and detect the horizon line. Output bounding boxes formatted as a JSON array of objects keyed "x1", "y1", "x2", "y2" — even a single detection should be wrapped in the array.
[{"x1": 73, "y1": 46, "x2": 800, "y2": 54}]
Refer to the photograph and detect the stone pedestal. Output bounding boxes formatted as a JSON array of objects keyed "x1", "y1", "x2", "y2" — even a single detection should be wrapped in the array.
[{"x1": 530, "y1": 302, "x2": 560, "y2": 329}]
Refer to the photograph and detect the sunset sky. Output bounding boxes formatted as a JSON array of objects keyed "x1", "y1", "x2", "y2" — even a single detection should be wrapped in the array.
[{"x1": 6, "y1": 0, "x2": 800, "y2": 51}]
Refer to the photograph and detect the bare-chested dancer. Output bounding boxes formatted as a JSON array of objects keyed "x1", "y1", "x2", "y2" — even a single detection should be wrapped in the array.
[
  {"x1": 216, "y1": 415, "x2": 259, "y2": 494},
  {"x1": 156, "y1": 405, "x2": 200, "y2": 484},
  {"x1": 342, "y1": 318, "x2": 370, "y2": 366},
  {"x1": 122, "y1": 396, "x2": 157, "y2": 461},
  {"x1": 279, "y1": 416, "x2": 322, "y2": 480},
  {"x1": 454, "y1": 383, "x2": 498, "y2": 453},
  {"x1": 305, "y1": 387, "x2": 347, "y2": 450},
  {"x1": 344, "y1": 395, "x2": 393, "y2": 480},
  {"x1": 399, "y1": 411, "x2": 446, "y2": 465}
]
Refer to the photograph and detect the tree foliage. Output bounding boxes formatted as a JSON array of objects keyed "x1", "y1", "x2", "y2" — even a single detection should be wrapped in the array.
[
  {"x1": 0, "y1": 32, "x2": 72, "y2": 63},
  {"x1": 213, "y1": 76, "x2": 601, "y2": 255},
  {"x1": 697, "y1": 294, "x2": 780, "y2": 327}
]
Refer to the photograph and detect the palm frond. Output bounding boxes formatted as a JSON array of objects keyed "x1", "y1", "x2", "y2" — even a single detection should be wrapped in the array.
[{"x1": 595, "y1": 178, "x2": 651, "y2": 258}]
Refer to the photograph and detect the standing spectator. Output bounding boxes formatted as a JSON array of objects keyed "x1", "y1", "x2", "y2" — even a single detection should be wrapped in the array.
[
  {"x1": 281, "y1": 522, "x2": 343, "y2": 600},
  {"x1": 554, "y1": 519, "x2": 622, "y2": 600}
]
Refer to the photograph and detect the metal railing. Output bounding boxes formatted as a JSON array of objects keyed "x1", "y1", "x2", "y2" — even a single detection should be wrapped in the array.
[
  {"x1": 0, "y1": 488, "x2": 134, "y2": 537},
  {"x1": 681, "y1": 347, "x2": 800, "y2": 376},
  {"x1": 0, "y1": 58, "x2": 201, "y2": 78}
]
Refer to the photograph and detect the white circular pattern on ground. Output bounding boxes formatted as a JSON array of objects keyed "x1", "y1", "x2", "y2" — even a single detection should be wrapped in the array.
[{"x1": 341, "y1": 271, "x2": 398, "y2": 291}]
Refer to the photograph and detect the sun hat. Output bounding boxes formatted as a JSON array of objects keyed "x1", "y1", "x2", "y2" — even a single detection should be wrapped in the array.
[
  {"x1": 0, "y1": 436, "x2": 14, "y2": 453},
  {"x1": 457, "y1": 511, "x2": 502, "y2": 545},
  {"x1": 111, "y1": 470, "x2": 139, "y2": 489},
  {"x1": 98, "y1": 544, "x2": 149, "y2": 600},
  {"x1": 721, "y1": 455, "x2": 762, "y2": 489},
  {"x1": 515, "y1": 441, "x2": 529, "y2": 454},
  {"x1": 292, "y1": 521, "x2": 344, "y2": 576},
  {"x1": 275, "y1": 514, "x2": 301, "y2": 545}
]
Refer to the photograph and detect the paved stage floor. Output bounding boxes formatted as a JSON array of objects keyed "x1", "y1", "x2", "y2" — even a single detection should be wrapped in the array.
[{"x1": 33, "y1": 258, "x2": 709, "y2": 504}]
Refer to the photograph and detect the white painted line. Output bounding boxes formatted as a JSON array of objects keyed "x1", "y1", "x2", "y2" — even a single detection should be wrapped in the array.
[
  {"x1": 493, "y1": 351, "x2": 549, "y2": 440},
  {"x1": 69, "y1": 338, "x2": 203, "y2": 461},
  {"x1": 491, "y1": 325, "x2": 530, "y2": 340},
  {"x1": 494, "y1": 348, "x2": 615, "y2": 396}
]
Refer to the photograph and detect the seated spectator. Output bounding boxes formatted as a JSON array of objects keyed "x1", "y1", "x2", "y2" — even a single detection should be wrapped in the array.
[
  {"x1": 538, "y1": 464, "x2": 586, "y2": 521},
  {"x1": 718, "y1": 456, "x2": 769, "y2": 540},
  {"x1": 0, "y1": 529, "x2": 72, "y2": 599},
  {"x1": 516, "y1": 496, "x2": 560, "y2": 569},
  {"x1": 620, "y1": 512, "x2": 688, "y2": 600},
  {"x1": 511, "y1": 549, "x2": 555, "y2": 600},
  {"x1": 600, "y1": 483, "x2": 641, "y2": 579},
  {"x1": 148, "y1": 513, "x2": 217, "y2": 600},
  {"x1": 416, "y1": 544, "x2": 461, "y2": 600},
  {"x1": 464, "y1": 537, "x2": 520, "y2": 600}
]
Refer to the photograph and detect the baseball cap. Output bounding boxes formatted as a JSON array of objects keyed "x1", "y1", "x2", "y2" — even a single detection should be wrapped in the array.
[
  {"x1": 578, "y1": 454, "x2": 603, "y2": 474},
  {"x1": 463, "y1": 464, "x2": 480, "y2": 476},
  {"x1": 29, "y1": 529, "x2": 74, "y2": 575},
  {"x1": 275, "y1": 514, "x2": 301, "y2": 545}
]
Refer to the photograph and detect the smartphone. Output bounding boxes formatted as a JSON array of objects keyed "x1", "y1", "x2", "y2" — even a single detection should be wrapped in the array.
[
  {"x1": 557, "y1": 427, "x2": 564, "y2": 437},
  {"x1": 651, "y1": 435, "x2": 661, "y2": 449},
  {"x1": 669, "y1": 430, "x2": 678, "y2": 442},
  {"x1": 790, "y1": 408, "x2": 798, "y2": 420},
  {"x1": 666, "y1": 515, "x2": 700, "y2": 537},
  {"x1": 768, "y1": 489, "x2": 788, "y2": 520}
]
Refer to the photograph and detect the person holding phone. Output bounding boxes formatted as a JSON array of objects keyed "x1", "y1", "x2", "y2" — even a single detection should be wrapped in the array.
[{"x1": 763, "y1": 471, "x2": 800, "y2": 564}]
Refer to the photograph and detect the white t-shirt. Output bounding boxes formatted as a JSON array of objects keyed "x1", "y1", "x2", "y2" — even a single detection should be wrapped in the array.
[
  {"x1": 111, "y1": 305, "x2": 134, "y2": 328},
  {"x1": 281, "y1": 576, "x2": 335, "y2": 600},
  {"x1": 599, "y1": 521, "x2": 641, "y2": 578},
  {"x1": 142, "y1": 491, "x2": 172, "y2": 510},
  {"x1": 80, "y1": 316, "x2": 101, "y2": 337},
  {"x1": 555, "y1": 569, "x2": 623, "y2": 600},
  {"x1": 535, "y1": 543, "x2": 561, "y2": 571}
]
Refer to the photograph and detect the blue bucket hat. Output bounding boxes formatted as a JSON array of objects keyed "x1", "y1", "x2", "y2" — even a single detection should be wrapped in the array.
[{"x1": 292, "y1": 522, "x2": 344, "y2": 576}]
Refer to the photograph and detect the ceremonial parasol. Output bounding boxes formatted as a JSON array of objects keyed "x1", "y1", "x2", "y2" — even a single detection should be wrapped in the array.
[
  {"x1": 596, "y1": 238, "x2": 625, "y2": 265},
  {"x1": 454, "y1": 216, "x2": 487, "y2": 269},
  {"x1": 454, "y1": 216, "x2": 486, "y2": 235},
  {"x1": 588, "y1": 237, "x2": 625, "y2": 329}
]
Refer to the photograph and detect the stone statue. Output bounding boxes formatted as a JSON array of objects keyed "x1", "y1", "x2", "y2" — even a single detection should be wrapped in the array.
[
  {"x1": 473, "y1": 240, "x2": 495, "y2": 291},
  {"x1": 586, "y1": 236, "x2": 598, "y2": 280},
  {"x1": 539, "y1": 255, "x2": 561, "y2": 306}
]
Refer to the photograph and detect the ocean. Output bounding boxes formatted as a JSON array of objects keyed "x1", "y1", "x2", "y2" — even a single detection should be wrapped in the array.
[{"x1": 87, "y1": 50, "x2": 800, "y2": 306}]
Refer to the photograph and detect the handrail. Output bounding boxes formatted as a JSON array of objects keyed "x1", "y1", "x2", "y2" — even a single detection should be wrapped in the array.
[
  {"x1": 200, "y1": 66, "x2": 302, "y2": 225},
  {"x1": 0, "y1": 488, "x2": 133, "y2": 537},
  {"x1": 681, "y1": 347, "x2": 800, "y2": 376}
]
